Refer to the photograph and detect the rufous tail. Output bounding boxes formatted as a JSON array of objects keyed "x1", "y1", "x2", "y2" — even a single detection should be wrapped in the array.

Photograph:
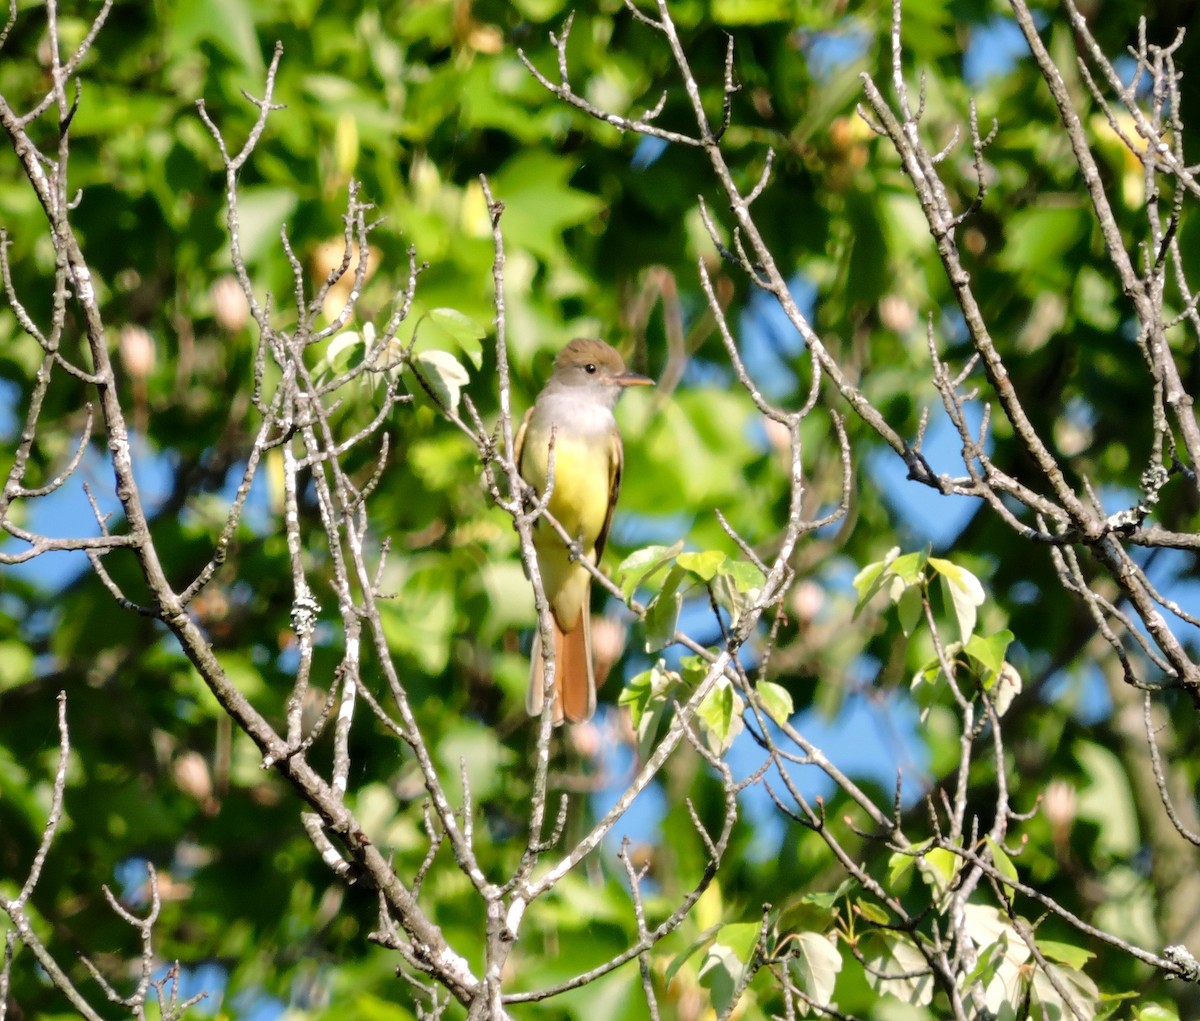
[{"x1": 527, "y1": 608, "x2": 596, "y2": 725}]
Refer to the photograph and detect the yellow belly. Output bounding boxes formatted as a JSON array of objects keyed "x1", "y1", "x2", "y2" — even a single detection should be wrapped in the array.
[
  {"x1": 522, "y1": 431, "x2": 611, "y2": 549},
  {"x1": 520, "y1": 426, "x2": 612, "y2": 630}
]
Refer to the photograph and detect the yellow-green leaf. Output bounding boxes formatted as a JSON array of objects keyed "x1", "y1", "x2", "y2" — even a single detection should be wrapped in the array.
[
  {"x1": 985, "y1": 836, "x2": 1019, "y2": 885},
  {"x1": 677, "y1": 549, "x2": 727, "y2": 581},
  {"x1": 757, "y1": 680, "x2": 793, "y2": 726}
]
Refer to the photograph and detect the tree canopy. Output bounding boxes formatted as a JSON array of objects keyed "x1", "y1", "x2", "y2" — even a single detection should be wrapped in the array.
[{"x1": 2, "y1": 0, "x2": 1200, "y2": 1019}]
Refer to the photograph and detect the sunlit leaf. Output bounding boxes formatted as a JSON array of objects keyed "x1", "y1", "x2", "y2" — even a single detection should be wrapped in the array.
[
  {"x1": 930, "y1": 557, "x2": 985, "y2": 643},
  {"x1": 887, "y1": 847, "x2": 920, "y2": 889},
  {"x1": 491, "y1": 150, "x2": 605, "y2": 263},
  {"x1": 678, "y1": 653, "x2": 712, "y2": 686},
  {"x1": 966, "y1": 629, "x2": 1014, "y2": 679},
  {"x1": 666, "y1": 930, "x2": 719, "y2": 987},
  {"x1": 318, "y1": 328, "x2": 365, "y2": 379},
  {"x1": 854, "y1": 899, "x2": 889, "y2": 925},
  {"x1": 620, "y1": 662, "x2": 675, "y2": 759},
  {"x1": 0, "y1": 641, "x2": 34, "y2": 692},
  {"x1": 697, "y1": 678, "x2": 745, "y2": 755},
  {"x1": 1134, "y1": 1005, "x2": 1182, "y2": 1021},
  {"x1": 697, "y1": 941, "x2": 742, "y2": 1017},
  {"x1": 643, "y1": 564, "x2": 686, "y2": 652},
  {"x1": 1031, "y1": 961, "x2": 1100, "y2": 1021},
  {"x1": 424, "y1": 307, "x2": 486, "y2": 369},
  {"x1": 787, "y1": 931, "x2": 842, "y2": 1013},
  {"x1": 756, "y1": 680, "x2": 793, "y2": 726},
  {"x1": 697, "y1": 921, "x2": 762, "y2": 1016},
  {"x1": 234, "y1": 186, "x2": 299, "y2": 264},
  {"x1": 619, "y1": 668, "x2": 655, "y2": 729},
  {"x1": 1037, "y1": 939, "x2": 1095, "y2": 970},
  {"x1": 860, "y1": 932, "x2": 934, "y2": 1006},
  {"x1": 413, "y1": 349, "x2": 470, "y2": 412},
  {"x1": 719, "y1": 558, "x2": 766, "y2": 593},
  {"x1": 889, "y1": 550, "x2": 930, "y2": 587},
  {"x1": 677, "y1": 548, "x2": 727, "y2": 581},
  {"x1": 712, "y1": 0, "x2": 792, "y2": 26},
  {"x1": 851, "y1": 546, "x2": 900, "y2": 613},
  {"x1": 963, "y1": 936, "x2": 1008, "y2": 994},
  {"x1": 918, "y1": 845, "x2": 960, "y2": 901},
  {"x1": 985, "y1": 836, "x2": 1019, "y2": 886},
  {"x1": 615, "y1": 542, "x2": 685, "y2": 600}
]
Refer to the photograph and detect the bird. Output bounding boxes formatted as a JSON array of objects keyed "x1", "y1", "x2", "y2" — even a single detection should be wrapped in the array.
[{"x1": 514, "y1": 339, "x2": 653, "y2": 723}]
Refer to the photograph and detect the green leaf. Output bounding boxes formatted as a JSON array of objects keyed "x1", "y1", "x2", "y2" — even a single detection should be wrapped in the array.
[
  {"x1": 317, "y1": 328, "x2": 366, "y2": 379},
  {"x1": 233, "y1": 186, "x2": 300, "y2": 264},
  {"x1": 999, "y1": 205, "x2": 1088, "y2": 288},
  {"x1": 619, "y1": 668, "x2": 655, "y2": 729},
  {"x1": 0, "y1": 641, "x2": 35, "y2": 692},
  {"x1": 1075, "y1": 740, "x2": 1139, "y2": 857},
  {"x1": 678, "y1": 653, "x2": 712, "y2": 686},
  {"x1": 888, "y1": 550, "x2": 930, "y2": 587},
  {"x1": 929, "y1": 557, "x2": 985, "y2": 643},
  {"x1": 435, "y1": 721, "x2": 512, "y2": 804},
  {"x1": 918, "y1": 845, "x2": 960, "y2": 900},
  {"x1": 1095, "y1": 991, "x2": 1143, "y2": 1021},
  {"x1": 910, "y1": 659, "x2": 944, "y2": 723},
  {"x1": 697, "y1": 678, "x2": 744, "y2": 755},
  {"x1": 1134, "y1": 1005, "x2": 1182, "y2": 1021},
  {"x1": 423, "y1": 307, "x2": 486, "y2": 368},
  {"x1": 963, "y1": 936, "x2": 1009, "y2": 991},
  {"x1": 676, "y1": 548, "x2": 727, "y2": 581},
  {"x1": 965, "y1": 629, "x2": 1014, "y2": 678},
  {"x1": 643, "y1": 564, "x2": 686, "y2": 652},
  {"x1": 756, "y1": 681, "x2": 793, "y2": 725},
  {"x1": 1036, "y1": 939, "x2": 1095, "y2": 970},
  {"x1": 719, "y1": 558, "x2": 766, "y2": 593},
  {"x1": 985, "y1": 836, "x2": 1019, "y2": 886},
  {"x1": 412, "y1": 349, "x2": 470, "y2": 412},
  {"x1": 1031, "y1": 961, "x2": 1100, "y2": 1020},
  {"x1": 962, "y1": 903, "x2": 1036, "y2": 1017},
  {"x1": 887, "y1": 847, "x2": 920, "y2": 888},
  {"x1": 697, "y1": 942, "x2": 742, "y2": 1017},
  {"x1": 491, "y1": 151, "x2": 605, "y2": 263},
  {"x1": 615, "y1": 542, "x2": 685, "y2": 600},
  {"x1": 714, "y1": 921, "x2": 763, "y2": 963},
  {"x1": 860, "y1": 932, "x2": 934, "y2": 1006},
  {"x1": 812, "y1": 879, "x2": 855, "y2": 905},
  {"x1": 851, "y1": 547, "x2": 899, "y2": 613},
  {"x1": 712, "y1": 0, "x2": 792, "y2": 25},
  {"x1": 854, "y1": 899, "x2": 889, "y2": 925},
  {"x1": 394, "y1": 304, "x2": 487, "y2": 370},
  {"x1": 172, "y1": 0, "x2": 263, "y2": 75},
  {"x1": 853, "y1": 548, "x2": 928, "y2": 617},
  {"x1": 377, "y1": 560, "x2": 455, "y2": 674},
  {"x1": 666, "y1": 930, "x2": 718, "y2": 987},
  {"x1": 697, "y1": 921, "x2": 763, "y2": 1017},
  {"x1": 896, "y1": 584, "x2": 922, "y2": 637},
  {"x1": 787, "y1": 931, "x2": 842, "y2": 1009},
  {"x1": 620, "y1": 663, "x2": 675, "y2": 760}
]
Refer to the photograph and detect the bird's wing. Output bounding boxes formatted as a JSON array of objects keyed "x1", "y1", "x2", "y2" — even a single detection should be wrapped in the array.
[
  {"x1": 513, "y1": 405, "x2": 533, "y2": 477},
  {"x1": 594, "y1": 428, "x2": 623, "y2": 562}
]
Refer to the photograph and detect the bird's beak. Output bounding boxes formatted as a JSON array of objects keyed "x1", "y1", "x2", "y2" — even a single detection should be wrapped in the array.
[{"x1": 613, "y1": 371, "x2": 654, "y2": 388}]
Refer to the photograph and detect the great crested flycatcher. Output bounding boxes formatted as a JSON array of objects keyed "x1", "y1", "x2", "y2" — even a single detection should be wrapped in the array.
[{"x1": 514, "y1": 338, "x2": 653, "y2": 724}]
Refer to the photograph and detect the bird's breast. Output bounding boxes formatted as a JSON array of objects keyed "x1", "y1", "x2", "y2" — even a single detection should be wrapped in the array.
[{"x1": 521, "y1": 408, "x2": 615, "y2": 547}]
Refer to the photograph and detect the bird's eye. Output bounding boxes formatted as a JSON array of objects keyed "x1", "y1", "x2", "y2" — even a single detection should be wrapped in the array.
[{"x1": 584, "y1": 363, "x2": 597, "y2": 374}]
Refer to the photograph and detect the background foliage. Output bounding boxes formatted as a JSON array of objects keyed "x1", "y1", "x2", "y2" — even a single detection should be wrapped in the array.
[{"x1": 2, "y1": 0, "x2": 1199, "y2": 1018}]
